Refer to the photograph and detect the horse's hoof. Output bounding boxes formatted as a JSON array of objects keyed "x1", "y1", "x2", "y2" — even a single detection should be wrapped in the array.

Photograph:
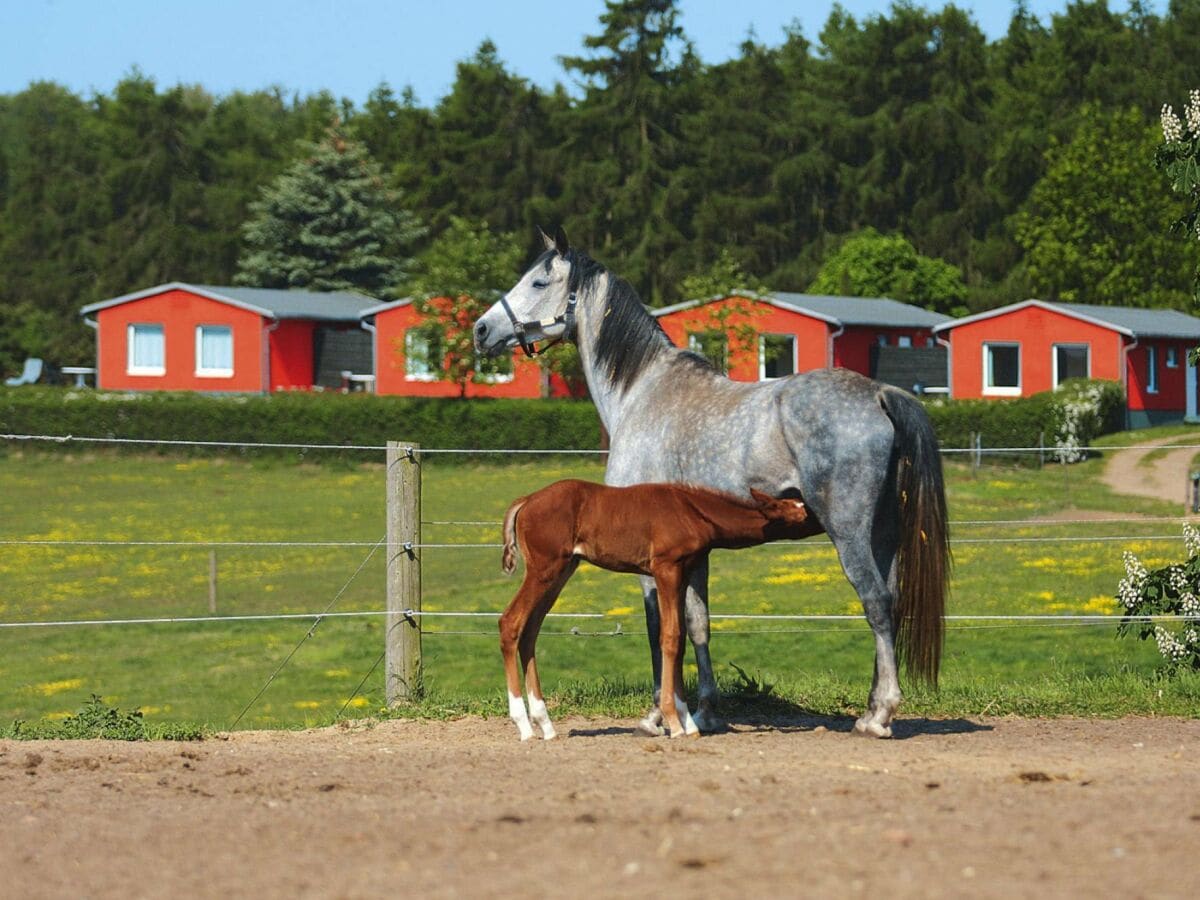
[
  {"x1": 852, "y1": 719, "x2": 893, "y2": 739},
  {"x1": 691, "y1": 708, "x2": 725, "y2": 734},
  {"x1": 637, "y1": 716, "x2": 666, "y2": 737}
]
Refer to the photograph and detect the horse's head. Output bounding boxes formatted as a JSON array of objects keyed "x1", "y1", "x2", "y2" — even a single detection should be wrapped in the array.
[{"x1": 474, "y1": 227, "x2": 578, "y2": 358}]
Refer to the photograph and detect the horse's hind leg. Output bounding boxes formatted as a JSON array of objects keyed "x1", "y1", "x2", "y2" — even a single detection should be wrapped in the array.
[
  {"x1": 836, "y1": 539, "x2": 901, "y2": 738},
  {"x1": 652, "y1": 564, "x2": 699, "y2": 739}
]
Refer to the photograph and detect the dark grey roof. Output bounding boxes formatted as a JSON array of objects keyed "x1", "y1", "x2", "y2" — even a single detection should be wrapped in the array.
[
  {"x1": 1053, "y1": 302, "x2": 1200, "y2": 339},
  {"x1": 771, "y1": 293, "x2": 951, "y2": 329},
  {"x1": 190, "y1": 285, "x2": 377, "y2": 321},
  {"x1": 81, "y1": 282, "x2": 380, "y2": 322},
  {"x1": 653, "y1": 292, "x2": 952, "y2": 329},
  {"x1": 934, "y1": 299, "x2": 1200, "y2": 339}
]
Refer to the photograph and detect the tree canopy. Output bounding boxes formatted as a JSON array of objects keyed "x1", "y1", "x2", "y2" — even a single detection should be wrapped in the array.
[{"x1": 3, "y1": 0, "x2": 1200, "y2": 373}]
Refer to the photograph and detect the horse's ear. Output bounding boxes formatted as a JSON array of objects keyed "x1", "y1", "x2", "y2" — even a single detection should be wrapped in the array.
[
  {"x1": 553, "y1": 225, "x2": 570, "y2": 256},
  {"x1": 539, "y1": 227, "x2": 555, "y2": 251},
  {"x1": 749, "y1": 489, "x2": 773, "y2": 507}
]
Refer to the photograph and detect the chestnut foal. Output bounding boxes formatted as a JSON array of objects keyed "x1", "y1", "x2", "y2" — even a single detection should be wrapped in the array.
[{"x1": 499, "y1": 480, "x2": 815, "y2": 741}]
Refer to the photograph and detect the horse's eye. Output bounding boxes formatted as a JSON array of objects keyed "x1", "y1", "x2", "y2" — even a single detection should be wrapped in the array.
[{"x1": 532, "y1": 279, "x2": 549, "y2": 290}]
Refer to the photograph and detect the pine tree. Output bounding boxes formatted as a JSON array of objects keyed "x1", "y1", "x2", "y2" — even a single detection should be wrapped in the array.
[{"x1": 235, "y1": 127, "x2": 423, "y2": 294}]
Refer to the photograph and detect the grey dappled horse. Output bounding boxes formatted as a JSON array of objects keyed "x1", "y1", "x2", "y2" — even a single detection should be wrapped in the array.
[{"x1": 474, "y1": 228, "x2": 950, "y2": 738}]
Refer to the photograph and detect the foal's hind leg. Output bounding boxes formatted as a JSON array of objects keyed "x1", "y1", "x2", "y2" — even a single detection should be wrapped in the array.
[
  {"x1": 499, "y1": 559, "x2": 574, "y2": 741},
  {"x1": 518, "y1": 559, "x2": 578, "y2": 741}
]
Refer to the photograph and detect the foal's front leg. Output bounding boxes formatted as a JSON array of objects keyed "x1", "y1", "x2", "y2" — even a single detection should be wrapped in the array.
[{"x1": 653, "y1": 564, "x2": 700, "y2": 739}]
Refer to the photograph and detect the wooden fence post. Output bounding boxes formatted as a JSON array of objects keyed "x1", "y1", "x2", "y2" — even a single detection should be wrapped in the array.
[
  {"x1": 386, "y1": 440, "x2": 422, "y2": 703},
  {"x1": 208, "y1": 550, "x2": 218, "y2": 614}
]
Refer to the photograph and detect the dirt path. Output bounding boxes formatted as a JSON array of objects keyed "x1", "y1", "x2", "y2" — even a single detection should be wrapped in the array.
[
  {"x1": 4, "y1": 716, "x2": 1199, "y2": 898},
  {"x1": 1101, "y1": 434, "x2": 1200, "y2": 509}
]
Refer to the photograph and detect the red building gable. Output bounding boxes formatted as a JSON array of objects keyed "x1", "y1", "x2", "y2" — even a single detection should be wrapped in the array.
[
  {"x1": 80, "y1": 283, "x2": 377, "y2": 393},
  {"x1": 933, "y1": 300, "x2": 1200, "y2": 427}
]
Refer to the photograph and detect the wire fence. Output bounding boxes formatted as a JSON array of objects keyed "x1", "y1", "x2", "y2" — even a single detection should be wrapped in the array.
[{"x1": 2, "y1": 431, "x2": 1196, "y2": 723}]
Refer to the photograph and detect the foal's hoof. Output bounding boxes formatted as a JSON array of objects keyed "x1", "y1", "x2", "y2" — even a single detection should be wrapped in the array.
[{"x1": 852, "y1": 718, "x2": 893, "y2": 739}]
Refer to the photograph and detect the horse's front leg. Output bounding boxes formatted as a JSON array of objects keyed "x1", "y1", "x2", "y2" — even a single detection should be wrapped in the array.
[
  {"x1": 636, "y1": 574, "x2": 666, "y2": 736},
  {"x1": 683, "y1": 555, "x2": 722, "y2": 733}
]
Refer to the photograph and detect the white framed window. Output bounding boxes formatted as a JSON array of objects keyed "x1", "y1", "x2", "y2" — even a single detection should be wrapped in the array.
[
  {"x1": 1147, "y1": 345, "x2": 1159, "y2": 393},
  {"x1": 759, "y1": 334, "x2": 796, "y2": 380},
  {"x1": 195, "y1": 325, "x2": 233, "y2": 377},
  {"x1": 404, "y1": 327, "x2": 442, "y2": 381},
  {"x1": 983, "y1": 342, "x2": 1021, "y2": 396},
  {"x1": 688, "y1": 331, "x2": 729, "y2": 373},
  {"x1": 1052, "y1": 343, "x2": 1089, "y2": 388},
  {"x1": 896, "y1": 335, "x2": 913, "y2": 349},
  {"x1": 475, "y1": 350, "x2": 514, "y2": 384},
  {"x1": 127, "y1": 323, "x2": 165, "y2": 375},
  {"x1": 1166, "y1": 346, "x2": 1179, "y2": 368}
]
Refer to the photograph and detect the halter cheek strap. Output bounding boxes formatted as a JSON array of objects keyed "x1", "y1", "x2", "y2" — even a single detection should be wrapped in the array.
[{"x1": 498, "y1": 292, "x2": 577, "y2": 358}]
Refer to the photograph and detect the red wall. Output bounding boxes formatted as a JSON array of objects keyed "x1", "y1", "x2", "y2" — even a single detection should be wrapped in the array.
[
  {"x1": 372, "y1": 303, "x2": 549, "y2": 398},
  {"x1": 1125, "y1": 341, "x2": 1192, "y2": 412},
  {"x1": 95, "y1": 289, "x2": 265, "y2": 392},
  {"x1": 942, "y1": 305, "x2": 1199, "y2": 415},
  {"x1": 657, "y1": 297, "x2": 937, "y2": 381},
  {"x1": 268, "y1": 320, "x2": 315, "y2": 391}
]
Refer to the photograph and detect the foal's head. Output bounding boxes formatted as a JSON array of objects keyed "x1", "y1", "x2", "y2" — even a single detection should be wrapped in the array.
[{"x1": 748, "y1": 489, "x2": 810, "y2": 539}]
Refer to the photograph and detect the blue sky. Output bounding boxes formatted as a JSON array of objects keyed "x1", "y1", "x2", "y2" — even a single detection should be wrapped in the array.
[{"x1": 1, "y1": 1, "x2": 1162, "y2": 107}]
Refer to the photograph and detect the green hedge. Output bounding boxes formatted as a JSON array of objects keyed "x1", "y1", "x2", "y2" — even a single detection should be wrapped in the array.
[
  {"x1": 0, "y1": 378, "x2": 1125, "y2": 464},
  {"x1": 924, "y1": 379, "x2": 1126, "y2": 459},
  {"x1": 0, "y1": 388, "x2": 603, "y2": 462}
]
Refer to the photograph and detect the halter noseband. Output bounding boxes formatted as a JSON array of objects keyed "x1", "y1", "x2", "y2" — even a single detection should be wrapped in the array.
[{"x1": 498, "y1": 292, "x2": 577, "y2": 358}]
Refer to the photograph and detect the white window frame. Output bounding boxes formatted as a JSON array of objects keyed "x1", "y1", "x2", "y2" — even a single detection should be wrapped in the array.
[
  {"x1": 1051, "y1": 342, "x2": 1090, "y2": 388},
  {"x1": 1166, "y1": 346, "x2": 1179, "y2": 368},
  {"x1": 982, "y1": 342, "x2": 1021, "y2": 396},
  {"x1": 194, "y1": 325, "x2": 234, "y2": 378},
  {"x1": 758, "y1": 333, "x2": 797, "y2": 381},
  {"x1": 688, "y1": 330, "x2": 729, "y2": 373},
  {"x1": 127, "y1": 323, "x2": 165, "y2": 376},
  {"x1": 1147, "y1": 345, "x2": 1159, "y2": 394},
  {"x1": 896, "y1": 335, "x2": 913, "y2": 349},
  {"x1": 474, "y1": 350, "x2": 515, "y2": 384},
  {"x1": 404, "y1": 327, "x2": 440, "y2": 382}
]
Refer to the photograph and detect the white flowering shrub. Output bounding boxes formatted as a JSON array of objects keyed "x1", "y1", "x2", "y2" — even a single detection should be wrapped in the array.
[
  {"x1": 1157, "y1": 89, "x2": 1200, "y2": 365},
  {"x1": 1052, "y1": 380, "x2": 1108, "y2": 463},
  {"x1": 1116, "y1": 525, "x2": 1200, "y2": 671}
]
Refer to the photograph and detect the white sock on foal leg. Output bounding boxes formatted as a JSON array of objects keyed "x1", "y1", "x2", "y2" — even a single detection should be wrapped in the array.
[
  {"x1": 527, "y1": 695, "x2": 557, "y2": 740},
  {"x1": 673, "y1": 695, "x2": 699, "y2": 738},
  {"x1": 509, "y1": 691, "x2": 534, "y2": 741}
]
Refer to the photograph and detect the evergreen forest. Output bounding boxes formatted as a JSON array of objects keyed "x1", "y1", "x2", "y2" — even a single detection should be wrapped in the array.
[{"x1": 2, "y1": 0, "x2": 1200, "y2": 372}]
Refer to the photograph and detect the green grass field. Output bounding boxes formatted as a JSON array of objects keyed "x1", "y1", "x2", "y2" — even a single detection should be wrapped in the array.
[{"x1": 2, "y1": 438, "x2": 1199, "y2": 732}]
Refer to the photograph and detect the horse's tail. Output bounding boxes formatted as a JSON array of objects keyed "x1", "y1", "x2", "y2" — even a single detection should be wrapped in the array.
[
  {"x1": 501, "y1": 496, "x2": 528, "y2": 575},
  {"x1": 879, "y1": 386, "x2": 950, "y2": 687}
]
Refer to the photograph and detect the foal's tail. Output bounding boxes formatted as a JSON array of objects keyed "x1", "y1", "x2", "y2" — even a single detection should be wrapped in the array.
[
  {"x1": 501, "y1": 496, "x2": 528, "y2": 575},
  {"x1": 880, "y1": 386, "x2": 950, "y2": 687}
]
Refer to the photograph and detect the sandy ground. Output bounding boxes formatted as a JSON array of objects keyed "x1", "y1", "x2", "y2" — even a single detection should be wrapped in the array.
[
  {"x1": 3, "y1": 714, "x2": 1199, "y2": 899},
  {"x1": 1101, "y1": 434, "x2": 1199, "y2": 509}
]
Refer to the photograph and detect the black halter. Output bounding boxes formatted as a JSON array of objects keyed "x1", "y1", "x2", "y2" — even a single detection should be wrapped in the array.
[{"x1": 498, "y1": 292, "x2": 577, "y2": 358}]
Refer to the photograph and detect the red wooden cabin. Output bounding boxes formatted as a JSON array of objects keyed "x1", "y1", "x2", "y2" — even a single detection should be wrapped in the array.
[
  {"x1": 80, "y1": 283, "x2": 377, "y2": 392},
  {"x1": 933, "y1": 300, "x2": 1200, "y2": 427},
  {"x1": 653, "y1": 293, "x2": 951, "y2": 391},
  {"x1": 361, "y1": 298, "x2": 578, "y2": 398}
]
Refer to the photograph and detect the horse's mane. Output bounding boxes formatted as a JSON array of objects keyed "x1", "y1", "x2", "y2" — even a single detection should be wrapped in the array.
[{"x1": 561, "y1": 248, "x2": 715, "y2": 393}]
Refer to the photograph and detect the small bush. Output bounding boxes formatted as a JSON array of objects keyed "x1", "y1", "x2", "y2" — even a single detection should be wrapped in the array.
[{"x1": 4, "y1": 694, "x2": 205, "y2": 741}]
